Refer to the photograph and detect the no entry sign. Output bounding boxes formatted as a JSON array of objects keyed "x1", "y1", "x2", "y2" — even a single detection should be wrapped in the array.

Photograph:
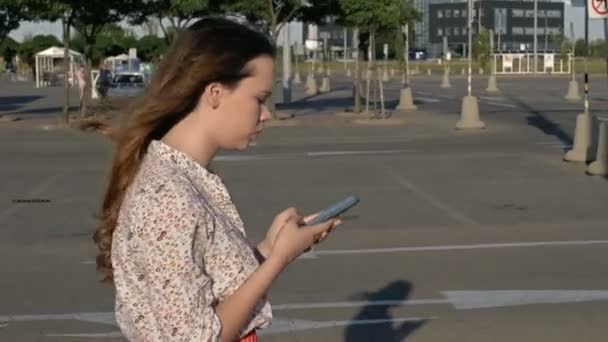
[{"x1": 589, "y1": 0, "x2": 608, "y2": 18}]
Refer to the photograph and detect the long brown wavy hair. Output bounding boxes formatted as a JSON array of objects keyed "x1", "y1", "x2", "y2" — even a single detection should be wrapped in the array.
[{"x1": 93, "y1": 17, "x2": 276, "y2": 284}]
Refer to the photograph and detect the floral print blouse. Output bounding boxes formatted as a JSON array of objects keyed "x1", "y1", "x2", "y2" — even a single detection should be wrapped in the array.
[{"x1": 111, "y1": 139, "x2": 272, "y2": 341}]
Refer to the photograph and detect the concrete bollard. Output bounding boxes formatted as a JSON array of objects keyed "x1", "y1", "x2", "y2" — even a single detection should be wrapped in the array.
[
  {"x1": 383, "y1": 69, "x2": 390, "y2": 81},
  {"x1": 456, "y1": 95, "x2": 485, "y2": 129},
  {"x1": 396, "y1": 86, "x2": 417, "y2": 111},
  {"x1": 564, "y1": 113, "x2": 597, "y2": 162},
  {"x1": 320, "y1": 76, "x2": 331, "y2": 92},
  {"x1": 427, "y1": 68, "x2": 432, "y2": 76},
  {"x1": 565, "y1": 79, "x2": 581, "y2": 101},
  {"x1": 486, "y1": 75, "x2": 499, "y2": 93},
  {"x1": 294, "y1": 71, "x2": 302, "y2": 85},
  {"x1": 306, "y1": 74, "x2": 318, "y2": 95},
  {"x1": 440, "y1": 67, "x2": 451, "y2": 88},
  {"x1": 346, "y1": 68, "x2": 351, "y2": 77},
  {"x1": 587, "y1": 120, "x2": 608, "y2": 176}
]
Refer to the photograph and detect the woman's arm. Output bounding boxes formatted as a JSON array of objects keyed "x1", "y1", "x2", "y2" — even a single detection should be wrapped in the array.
[{"x1": 215, "y1": 253, "x2": 285, "y2": 342}]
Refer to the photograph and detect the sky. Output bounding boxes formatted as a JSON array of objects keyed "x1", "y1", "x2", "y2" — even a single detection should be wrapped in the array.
[{"x1": 7, "y1": 2, "x2": 608, "y2": 44}]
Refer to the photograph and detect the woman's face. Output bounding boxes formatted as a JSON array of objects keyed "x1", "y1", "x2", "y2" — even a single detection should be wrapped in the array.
[{"x1": 203, "y1": 55, "x2": 274, "y2": 151}]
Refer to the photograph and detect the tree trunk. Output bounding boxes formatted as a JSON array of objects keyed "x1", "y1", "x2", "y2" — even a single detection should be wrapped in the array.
[{"x1": 63, "y1": 19, "x2": 71, "y2": 124}]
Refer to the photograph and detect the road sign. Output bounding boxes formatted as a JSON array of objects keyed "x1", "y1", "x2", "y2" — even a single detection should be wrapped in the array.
[{"x1": 589, "y1": 0, "x2": 608, "y2": 18}]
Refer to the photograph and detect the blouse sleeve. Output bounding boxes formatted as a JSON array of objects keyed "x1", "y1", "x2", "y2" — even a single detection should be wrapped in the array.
[{"x1": 136, "y1": 179, "x2": 222, "y2": 341}]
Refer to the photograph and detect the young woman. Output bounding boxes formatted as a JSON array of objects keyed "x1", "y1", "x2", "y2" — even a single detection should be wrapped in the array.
[{"x1": 93, "y1": 17, "x2": 342, "y2": 342}]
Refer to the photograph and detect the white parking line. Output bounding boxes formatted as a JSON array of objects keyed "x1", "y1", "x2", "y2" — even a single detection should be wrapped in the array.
[
  {"x1": 314, "y1": 240, "x2": 608, "y2": 256},
  {"x1": 307, "y1": 150, "x2": 411, "y2": 157},
  {"x1": 416, "y1": 97, "x2": 441, "y2": 103},
  {"x1": 481, "y1": 101, "x2": 517, "y2": 108}
]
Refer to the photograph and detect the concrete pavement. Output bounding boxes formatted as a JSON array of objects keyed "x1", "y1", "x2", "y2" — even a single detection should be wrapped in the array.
[{"x1": 1, "y1": 73, "x2": 608, "y2": 341}]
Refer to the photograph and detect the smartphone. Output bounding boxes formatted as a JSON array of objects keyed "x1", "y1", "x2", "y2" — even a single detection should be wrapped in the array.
[{"x1": 305, "y1": 195, "x2": 360, "y2": 226}]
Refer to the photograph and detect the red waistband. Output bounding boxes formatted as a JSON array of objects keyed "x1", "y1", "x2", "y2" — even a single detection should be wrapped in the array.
[{"x1": 237, "y1": 330, "x2": 257, "y2": 342}]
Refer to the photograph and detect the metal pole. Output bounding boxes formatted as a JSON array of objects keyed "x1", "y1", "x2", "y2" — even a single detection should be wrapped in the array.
[
  {"x1": 282, "y1": 23, "x2": 291, "y2": 103},
  {"x1": 468, "y1": 0, "x2": 472, "y2": 96},
  {"x1": 584, "y1": 0, "x2": 589, "y2": 114},
  {"x1": 405, "y1": 23, "x2": 410, "y2": 87},
  {"x1": 533, "y1": 0, "x2": 537, "y2": 74},
  {"x1": 532, "y1": 0, "x2": 538, "y2": 74},
  {"x1": 490, "y1": 29, "x2": 494, "y2": 75},
  {"x1": 477, "y1": 0, "x2": 481, "y2": 33},
  {"x1": 343, "y1": 27, "x2": 347, "y2": 71},
  {"x1": 570, "y1": 21, "x2": 575, "y2": 80}
]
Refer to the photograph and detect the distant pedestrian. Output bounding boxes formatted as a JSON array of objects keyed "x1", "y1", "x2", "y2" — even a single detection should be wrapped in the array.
[{"x1": 76, "y1": 65, "x2": 86, "y2": 112}]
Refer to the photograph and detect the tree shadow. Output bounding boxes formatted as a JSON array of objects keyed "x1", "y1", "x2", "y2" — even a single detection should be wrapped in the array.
[
  {"x1": 344, "y1": 280, "x2": 429, "y2": 342},
  {"x1": 507, "y1": 96, "x2": 574, "y2": 151},
  {"x1": 0, "y1": 95, "x2": 43, "y2": 112}
]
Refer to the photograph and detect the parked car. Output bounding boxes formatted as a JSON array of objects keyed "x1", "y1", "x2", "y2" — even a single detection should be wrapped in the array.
[{"x1": 107, "y1": 72, "x2": 145, "y2": 98}]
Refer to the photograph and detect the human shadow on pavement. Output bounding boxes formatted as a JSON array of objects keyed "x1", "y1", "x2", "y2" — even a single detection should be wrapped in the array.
[
  {"x1": 0, "y1": 95, "x2": 43, "y2": 112},
  {"x1": 344, "y1": 280, "x2": 428, "y2": 342}
]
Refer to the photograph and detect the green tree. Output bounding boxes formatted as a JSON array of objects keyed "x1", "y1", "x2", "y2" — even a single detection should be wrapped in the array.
[
  {"x1": 222, "y1": 0, "x2": 303, "y2": 40},
  {"x1": 17, "y1": 34, "x2": 61, "y2": 76},
  {"x1": 339, "y1": 0, "x2": 400, "y2": 116},
  {"x1": 137, "y1": 34, "x2": 166, "y2": 62},
  {"x1": 575, "y1": 38, "x2": 588, "y2": 57},
  {"x1": 132, "y1": 0, "x2": 219, "y2": 45},
  {"x1": 0, "y1": 36, "x2": 19, "y2": 66},
  {"x1": 473, "y1": 27, "x2": 490, "y2": 71},
  {"x1": 0, "y1": 0, "x2": 32, "y2": 45}
]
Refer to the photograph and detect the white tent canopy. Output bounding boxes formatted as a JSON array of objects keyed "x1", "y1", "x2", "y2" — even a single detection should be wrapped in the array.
[{"x1": 35, "y1": 46, "x2": 85, "y2": 88}]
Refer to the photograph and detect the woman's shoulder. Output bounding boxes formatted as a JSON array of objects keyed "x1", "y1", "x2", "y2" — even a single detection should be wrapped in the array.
[{"x1": 124, "y1": 161, "x2": 205, "y2": 221}]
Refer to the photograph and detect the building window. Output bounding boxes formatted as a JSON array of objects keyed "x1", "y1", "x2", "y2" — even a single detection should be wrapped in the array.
[
  {"x1": 438, "y1": 27, "x2": 444, "y2": 36},
  {"x1": 512, "y1": 9, "x2": 524, "y2": 17},
  {"x1": 525, "y1": 9, "x2": 534, "y2": 17},
  {"x1": 437, "y1": 10, "x2": 443, "y2": 18},
  {"x1": 546, "y1": 10, "x2": 561, "y2": 18},
  {"x1": 445, "y1": 27, "x2": 451, "y2": 36},
  {"x1": 454, "y1": 27, "x2": 460, "y2": 35},
  {"x1": 512, "y1": 27, "x2": 524, "y2": 35},
  {"x1": 524, "y1": 27, "x2": 535, "y2": 35},
  {"x1": 454, "y1": 9, "x2": 460, "y2": 17},
  {"x1": 445, "y1": 9, "x2": 451, "y2": 18}
]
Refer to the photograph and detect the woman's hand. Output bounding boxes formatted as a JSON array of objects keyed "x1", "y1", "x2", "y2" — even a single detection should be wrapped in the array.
[
  {"x1": 269, "y1": 216, "x2": 342, "y2": 267},
  {"x1": 257, "y1": 208, "x2": 300, "y2": 259}
]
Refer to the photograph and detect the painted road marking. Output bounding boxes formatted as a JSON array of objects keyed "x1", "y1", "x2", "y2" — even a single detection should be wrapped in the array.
[
  {"x1": 5, "y1": 289, "x2": 608, "y2": 338},
  {"x1": 314, "y1": 239, "x2": 608, "y2": 256},
  {"x1": 481, "y1": 101, "x2": 517, "y2": 108},
  {"x1": 80, "y1": 239, "x2": 608, "y2": 265},
  {"x1": 213, "y1": 150, "x2": 413, "y2": 161},
  {"x1": 383, "y1": 165, "x2": 479, "y2": 227},
  {"x1": 307, "y1": 150, "x2": 411, "y2": 157},
  {"x1": 416, "y1": 97, "x2": 441, "y2": 103}
]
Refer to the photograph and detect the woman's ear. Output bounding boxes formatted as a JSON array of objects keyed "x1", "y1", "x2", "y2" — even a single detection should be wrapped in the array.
[{"x1": 203, "y1": 82, "x2": 224, "y2": 109}]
